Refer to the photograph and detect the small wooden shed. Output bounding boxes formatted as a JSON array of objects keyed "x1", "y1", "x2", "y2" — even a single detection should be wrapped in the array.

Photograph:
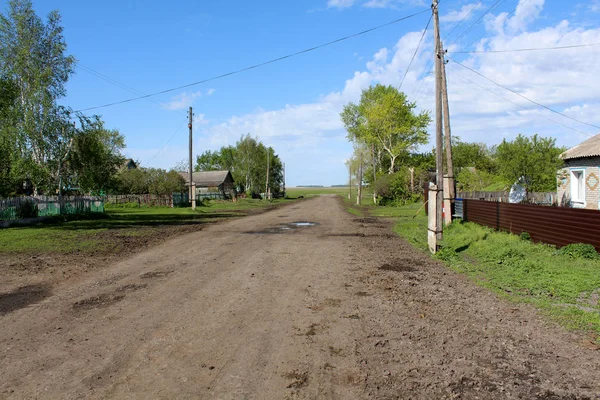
[{"x1": 179, "y1": 170, "x2": 235, "y2": 199}]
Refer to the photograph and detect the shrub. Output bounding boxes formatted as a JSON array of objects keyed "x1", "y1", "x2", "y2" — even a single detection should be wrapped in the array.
[
  {"x1": 559, "y1": 243, "x2": 598, "y2": 260},
  {"x1": 16, "y1": 199, "x2": 38, "y2": 219},
  {"x1": 519, "y1": 232, "x2": 531, "y2": 241}
]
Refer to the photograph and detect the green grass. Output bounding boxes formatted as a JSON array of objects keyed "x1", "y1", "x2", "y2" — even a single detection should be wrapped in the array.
[
  {"x1": 0, "y1": 198, "x2": 292, "y2": 254},
  {"x1": 368, "y1": 202, "x2": 600, "y2": 339}
]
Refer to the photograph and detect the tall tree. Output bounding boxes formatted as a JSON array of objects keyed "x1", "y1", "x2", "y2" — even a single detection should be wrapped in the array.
[
  {"x1": 0, "y1": 0, "x2": 75, "y2": 192},
  {"x1": 341, "y1": 84, "x2": 431, "y2": 174},
  {"x1": 67, "y1": 115, "x2": 126, "y2": 194}
]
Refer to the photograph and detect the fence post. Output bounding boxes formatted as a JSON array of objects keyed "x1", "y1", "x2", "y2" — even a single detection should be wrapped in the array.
[{"x1": 463, "y1": 199, "x2": 468, "y2": 222}]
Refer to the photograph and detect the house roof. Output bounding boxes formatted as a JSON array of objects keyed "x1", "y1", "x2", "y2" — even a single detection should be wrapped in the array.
[
  {"x1": 178, "y1": 170, "x2": 233, "y2": 187},
  {"x1": 561, "y1": 133, "x2": 600, "y2": 160}
]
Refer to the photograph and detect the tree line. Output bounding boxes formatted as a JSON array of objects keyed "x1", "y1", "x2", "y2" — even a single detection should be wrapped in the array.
[
  {"x1": 341, "y1": 84, "x2": 565, "y2": 204},
  {"x1": 0, "y1": 0, "x2": 128, "y2": 197},
  {"x1": 194, "y1": 134, "x2": 284, "y2": 196},
  {"x1": 0, "y1": 1, "x2": 281, "y2": 199}
]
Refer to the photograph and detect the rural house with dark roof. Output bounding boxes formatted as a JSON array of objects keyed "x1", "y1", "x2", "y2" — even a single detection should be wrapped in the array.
[
  {"x1": 557, "y1": 134, "x2": 600, "y2": 209},
  {"x1": 178, "y1": 170, "x2": 235, "y2": 199}
]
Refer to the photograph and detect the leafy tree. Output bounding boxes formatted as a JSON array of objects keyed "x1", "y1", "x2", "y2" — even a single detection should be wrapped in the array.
[
  {"x1": 67, "y1": 115, "x2": 125, "y2": 193},
  {"x1": 0, "y1": 76, "x2": 18, "y2": 196},
  {"x1": 495, "y1": 134, "x2": 565, "y2": 192},
  {"x1": 193, "y1": 134, "x2": 284, "y2": 196},
  {"x1": 115, "y1": 168, "x2": 185, "y2": 195},
  {"x1": 0, "y1": 0, "x2": 75, "y2": 193},
  {"x1": 147, "y1": 169, "x2": 186, "y2": 195},
  {"x1": 341, "y1": 84, "x2": 431, "y2": 174},
  {"x1": 115, "y1": 168, "x2": 149, "y2": 194}
]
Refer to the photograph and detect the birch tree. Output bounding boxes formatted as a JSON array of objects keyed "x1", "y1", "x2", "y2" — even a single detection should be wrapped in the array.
[{"x1": 341, "y1": 84, "x2": 431, "y2": 174}]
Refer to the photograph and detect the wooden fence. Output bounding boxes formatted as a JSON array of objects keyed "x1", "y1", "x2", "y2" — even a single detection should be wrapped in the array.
[
  {"x1": 105, "y1": 194, "x2": 181, "y2": 207},
  {"x1": 463, "y1": 199, "x2": 600, "y2": 251},
  {"x1": 458, "y1": 191, "x2": 555, "y2": 204},
  {"x1": 0, "y1": 196, "x2": 104, "y2": 221}
]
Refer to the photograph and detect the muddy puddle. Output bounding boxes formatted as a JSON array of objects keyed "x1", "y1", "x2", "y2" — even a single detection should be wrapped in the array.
[{"x1": 245, "y1": 221, "x2": 319, "y2": 234}]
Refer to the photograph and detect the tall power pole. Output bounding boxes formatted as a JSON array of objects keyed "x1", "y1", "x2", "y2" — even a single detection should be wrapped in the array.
[
  {"x1": 372, "y1": 143, "x2": 377, "y2": 204},
  {"x1": 433, "y1": 0, "x2": 443, "y2": 241},
  {"x1": 188, "y1": 107, "x2": 195, "y2": 209},
  {"x1": 357, "y1": 152, "x2": 363, "y2": 205},
  {"x1": 440, "y1": 43, "x2": 455, "y2": 202},
  {"x1": 265, "y1": 148, "x2": 270, "y2": 200}
]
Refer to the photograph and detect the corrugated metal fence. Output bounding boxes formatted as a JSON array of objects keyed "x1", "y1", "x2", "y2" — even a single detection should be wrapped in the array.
[
  {"x1": 0, "y1": 196, "x2": 104, "y2": 221},
  {"x1": 462, "y1": 199, "x2": 600, "y2": 251}
]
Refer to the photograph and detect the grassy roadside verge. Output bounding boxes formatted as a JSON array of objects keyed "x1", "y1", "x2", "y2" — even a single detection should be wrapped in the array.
[
  {"x1": 0, "y1": 198, "x2": 294, "y2": 254},
  {"x1": 360, "y1": 201, "x2": 600, "y2": 340}
]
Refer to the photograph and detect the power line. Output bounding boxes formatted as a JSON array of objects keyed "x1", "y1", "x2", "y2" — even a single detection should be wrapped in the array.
[
  {"x1": 442, "y1": 0, "x2": 483, "y2": 41},
  {"x1": 74, "y1": 8, "x2": 430, "y2": 113},
  {"x1": 461, "y1": 0, "x2": 533, "y2": 51},
  {"x1": 447, "y1": 64, "x2": 594, "y2": 137},
  {"x1": 146, "y1": 117, "x2": 188, "y2": 163},
  {"x1": 450, "y1": 42, "x2": 600, "y2": 54},
  {"x1": 449, "y1": 0, "x2": 506, "y2": 46},
  {"x1": 399, "y1": 14, "x2": 432, "y2": 89},
  {"x1": 411, "y1": 0, "x2": 482, "y2": 100},
  {"x1": 75, "y1": 62, "x2": 166, "y2": 108},
  {"x1": 448, "y1": 57, "x2": 600, "y2": 130}
]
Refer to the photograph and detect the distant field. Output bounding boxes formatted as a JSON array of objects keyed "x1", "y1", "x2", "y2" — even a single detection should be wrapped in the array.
[{"x1": 286, "y1": 186, "x2": 372, "y2": 198}]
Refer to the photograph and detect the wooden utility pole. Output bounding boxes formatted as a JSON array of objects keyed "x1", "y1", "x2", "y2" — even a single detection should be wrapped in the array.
[
  {"x1": 440, "y1": 42, "x2": 455, "y2": 203},
  {"x1": 357, "y1": 153, "x2": 363, "y2": 205},
  {"x1": 283, "y1": 162, "x2": 286, "y2": 197},
  {"x1": 188, "y1": 107, "x2": 195, "y2": 209},
  {"x1": 265, "y1": 148, "x2": 270, "y2": 200},
  {"x1": 433, "y1": 0, "x2": 443, "y2": 242},
  {"x1": 372, "y1": 143, "x2": 377, "y2": 204},
  {"x1": 348, "y1": 163, "x2": 352, "y2": 200}
]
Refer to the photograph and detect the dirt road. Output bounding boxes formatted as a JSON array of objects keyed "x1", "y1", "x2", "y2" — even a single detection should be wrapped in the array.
[{"x1": 1, "y1": 195, "x2": 599, "y2": 399}]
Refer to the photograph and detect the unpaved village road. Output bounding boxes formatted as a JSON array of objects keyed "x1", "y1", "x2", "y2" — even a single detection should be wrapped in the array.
[{"x1": 1, "y1": 195, "x2": 600, "y2": 399}]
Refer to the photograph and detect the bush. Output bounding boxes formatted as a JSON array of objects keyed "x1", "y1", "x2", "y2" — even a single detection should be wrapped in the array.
[
  {"x1": 559, "y1": 243, "x2": 598, "y2": 260},
  {"x1": 519, "y1": 232, "x2": 531, "y2": 241},
  {"x1": 16, "y1": 199, "x2": 38, "y2": 219}
]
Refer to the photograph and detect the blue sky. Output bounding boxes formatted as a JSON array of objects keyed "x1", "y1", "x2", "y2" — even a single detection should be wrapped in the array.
[{"x1": 3, "y1": 0, "x2": 600, "y2": 185}]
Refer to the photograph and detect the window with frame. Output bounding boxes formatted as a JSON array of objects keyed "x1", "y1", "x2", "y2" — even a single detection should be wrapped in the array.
[{"x1": 571, "y1": 169, "x2": 585, "y2": 203}]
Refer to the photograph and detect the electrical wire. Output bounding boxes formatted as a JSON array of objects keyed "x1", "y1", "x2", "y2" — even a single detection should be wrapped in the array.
[
  {"x1": 75, "y1": 62, "x2": 166, "y2": 108},
  {"x1": 399, "y1": 14, "x2": 432, "y2": 90},
  {"x1": 448, "y1": 57, "x2": 600, "y2": 130},
  {"x1": 450, "y1": 42, "x2": 600, "y2": 54},
  {"x1": 447, "y1": 64, "x2": 594, "y2": 136},
  {"x1": 461, "y1": 0, "x2": 533, "y2": 51},
  {"x1": 146, "y1": 117, "x2": 188, "y2": 163},
  {"x1": 442, "y1": 0, "x2": 483, "y2": 41},
  {"x1": 449, "y1": 0, "x2": 506, "y2": 46},
  {"x1": 74, "y1": 8, "x2": 430, "y2": 113}
]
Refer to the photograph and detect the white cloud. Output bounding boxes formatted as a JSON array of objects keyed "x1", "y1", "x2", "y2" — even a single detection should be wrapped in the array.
[
  {"x1": 162, "y1": 91, "x2": 202, "y2": 111},
  {"x1": 440, "y1": 3, "x2": 482, "y2": 23},
  {"x1": 206, "y1": 88, "x2": 216, "y2": 96},
  {"x1": 327, "y1": 0, "x2": 356, "y2": 8}
]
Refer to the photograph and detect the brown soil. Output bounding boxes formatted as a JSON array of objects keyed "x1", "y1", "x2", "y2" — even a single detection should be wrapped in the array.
[{"x1": 0, "y1": 195, "x2": 599, "y2": 399}]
